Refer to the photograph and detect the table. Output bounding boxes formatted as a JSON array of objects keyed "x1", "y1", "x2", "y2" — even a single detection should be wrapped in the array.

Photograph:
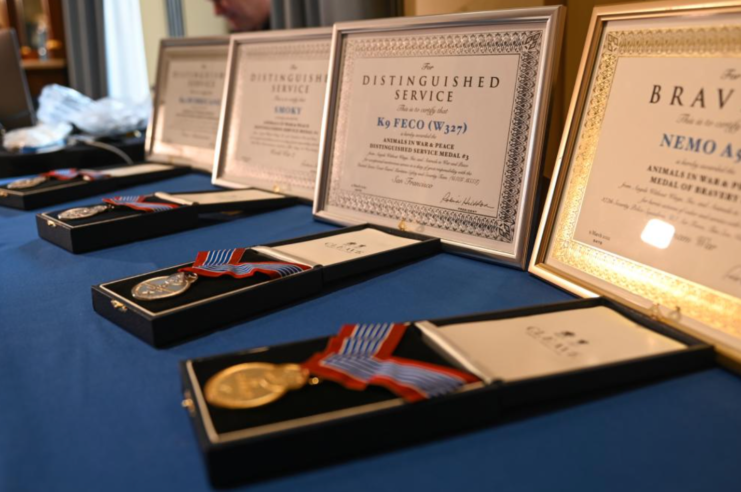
[{"x1": 2, "y1": 173, "x2": 739, "y2": 492}]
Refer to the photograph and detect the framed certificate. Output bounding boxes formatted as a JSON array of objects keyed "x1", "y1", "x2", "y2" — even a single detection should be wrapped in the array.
[
  {"x1": 530, "y1": 1, "x2": 741, "y2": 361},
  {"x1": 147, "y1": 36, "x2": 230, "y2": 173},
  {"x1": 313, "y1": 9, "x2": 564, "y2": 267},
  {"x1": 212, "y1": 28, "x2": 332, "y2": 201}
]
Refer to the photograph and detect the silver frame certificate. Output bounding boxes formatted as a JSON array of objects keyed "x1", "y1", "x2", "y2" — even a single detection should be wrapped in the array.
[
  {"x1": 212, "y1": 28, "x2": 333, "y2": 201},
  {"x1": 313, "y1": 9, "x2": 564, "y2": 267},
  {"x1": 147, "y1": 36, "x2": 229, "y2": 173},
  {"x1": 531, "y1": 1, "x2": 741, "y2": 361}
]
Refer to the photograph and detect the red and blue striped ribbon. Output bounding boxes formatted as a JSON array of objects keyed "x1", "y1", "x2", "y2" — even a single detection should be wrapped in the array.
[
  {"x1": 179, "y1": 247, "x2": 310, "y2": 279},
  {"x1": 43, "y1": 168, "x2": 109, "y2": 181},
  {"x1": 103, "y1": 195, "x2": 179, "y2": 213},
  {"x1": 303, "y1": 323, "x2": 479, "y2": 402}
]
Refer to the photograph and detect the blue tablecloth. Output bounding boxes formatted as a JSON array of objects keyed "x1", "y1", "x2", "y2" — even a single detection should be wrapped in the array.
[{"x1": 2, "y1": 173, "x2": 739, "y2": 492}]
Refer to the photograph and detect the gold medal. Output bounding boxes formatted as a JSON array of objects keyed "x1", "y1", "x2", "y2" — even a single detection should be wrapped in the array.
[{"x1": 204, "y1": 363, "x2": 310, "y2": 409}]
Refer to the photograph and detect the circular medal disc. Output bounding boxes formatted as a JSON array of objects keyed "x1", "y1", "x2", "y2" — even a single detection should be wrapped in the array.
[
  {"x1": 7, "y1": 176, "x2": 48, "y2": 190},
  {"x1": 131, "y1": 272, "x2": 196, "y2": 301},
  {"x1": 204, "y1": 363, "x2": 309, "y2": 409},
  {"x1": 58, "y1": 205, "x2": 110, "y2": 220}
]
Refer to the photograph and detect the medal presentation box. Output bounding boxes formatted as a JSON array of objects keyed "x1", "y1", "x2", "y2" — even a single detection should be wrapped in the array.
[
  {"x1": 0, "y1": 35, "x2": 226, "y2": 180},
  {"x1": 36, "y1": 189, "x2": 295, "y2": 254},
  {"x1": 529, "y1": 1, "x2": 741, "y2": 367},
  {"x1": 92, "y1": 225, "x2": 439, "y2": 347},
  {"x1": 0, "y1": 135, "x2": 145, "y2": 179},
  {"x1": 211, "y1": 28, "x2": 332, "y2": 201},
  {"x1": 0, "y1": 163, "x2": 189, "y2": 210},
  {"x1": 313, "y1": 8, "x2": 564, "y2": 268},
  {"x1": 179, "y1": 298, "x2": 712, "y2": 487},
  {"x1": 147, "y1": 36, "x2": 230, "y2": 174}
]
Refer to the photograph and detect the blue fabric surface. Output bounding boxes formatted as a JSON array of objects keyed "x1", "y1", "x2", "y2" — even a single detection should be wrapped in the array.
[{"x1": 1, "y1": 173, "x2": 739, "y2": 492}]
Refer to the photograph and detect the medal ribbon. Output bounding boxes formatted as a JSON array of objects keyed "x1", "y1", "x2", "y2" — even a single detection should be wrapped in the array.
[
  {"x1": 303, "y1": 323, "x2": 479, "y2": 402},
  {"x1": 179, "y1": 248, "x2": 310, "y2": 279},
  {"x1": 43, "y1": 168, "x2": 109, "y2": 181},
  {"x1": 103, "y1": 195, "x2": 180, "y2": 213}
]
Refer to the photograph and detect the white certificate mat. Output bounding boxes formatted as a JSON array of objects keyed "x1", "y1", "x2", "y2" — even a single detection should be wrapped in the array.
[
  {"x1": 320, "y1": 21, "x2": 551, "y2": 259},
  {"x1": 102, "y1": 164, "x2": 174, "y2": 178},
  {"x1": 218, "y1": 35, "x2": 330, "y2": 199},
  {"x1": 432, "y1": 307, "x2": 684, "y2": 382},
  {"x1": 260, "y1": 228, "x2": 419, "y2": 266},
  {"x1": 156, "y1": 189, "x2": 283, "y2": 206}
]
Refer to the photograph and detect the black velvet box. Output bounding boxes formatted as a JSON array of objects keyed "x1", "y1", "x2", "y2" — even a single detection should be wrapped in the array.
[
  {"x1": 0, "y1": 163, "x2": 189, "y2": 210},
  {"x1": 179, "y1": 297, "x2": 713, "y2": 487},
  {"x1": 92, "y1": 225, "x2": 440, "y2": 347},
  {"x1": 0, "y1": 136, "x2": 145, "y2": 178},
  {"x1": 36, "y1": 189, "x2": 296, "y2": 253}
]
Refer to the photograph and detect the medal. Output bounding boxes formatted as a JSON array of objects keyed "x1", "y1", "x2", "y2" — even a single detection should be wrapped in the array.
[
  {"x1": 131, "y1": 248, "x2": 311, "y2": 301},
  {"x1": 58, "y1": 205, "x2": 111, "y2": 220},
  {"x1": 204, "y1": 323, "x2": 479, "y2": 409},
  {"x1": 7, "y1": 176, "x2": 48, "y2": 189},
  {"x1": 204, "y1": 363, "x2": 312, "y2": 409},
  {"x1": 131, "y1": 272, "x2": 198, "y2": 300},
  {"x1": 5, "y1": 168, "x2": 108, "y2": 191}
]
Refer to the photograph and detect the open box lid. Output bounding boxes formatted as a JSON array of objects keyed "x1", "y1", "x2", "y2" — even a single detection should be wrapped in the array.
[
  {"x1": 146, "y1": 36, "x2": 230, "y2": 173},
  {"x1": 211, "y1": 28, "x2": 333, "y2": 201},
  {"x1": 313, "y1": 8, "x2": 565, "y2": 268},
  {"x1": 529, "y1": 1, "x2": 741, "y2": 363}
]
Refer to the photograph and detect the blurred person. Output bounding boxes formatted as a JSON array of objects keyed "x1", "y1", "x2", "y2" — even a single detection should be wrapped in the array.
[{"x1": 210, "y1": 0, "x2": 271, "y2": 32}]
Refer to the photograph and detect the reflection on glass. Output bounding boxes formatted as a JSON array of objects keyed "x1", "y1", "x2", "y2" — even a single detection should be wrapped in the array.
[{"x1": 640, "y1": 218, "x2": 675, "y2": 250}]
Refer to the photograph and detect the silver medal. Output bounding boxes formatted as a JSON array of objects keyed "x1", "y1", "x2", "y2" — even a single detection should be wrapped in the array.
[
  {"x1": 131, "y1": 272, "x2": 198, "y2": 301},
  {"x1": 58, "y1": 205, "x2": 110, "y2": 220},
  {"x1": 7, "y1": 176, "x2": 48, "y2": 190}
]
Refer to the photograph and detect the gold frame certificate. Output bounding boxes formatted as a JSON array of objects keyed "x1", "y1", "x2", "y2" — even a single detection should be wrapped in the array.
[
  {"x1": 148, "y1": 37, "x2": 229, "y2": 172},
  {"x1": 531, "y1": 1, "x2": 741, "y2": 360},
  {"x1": 212, "y1": 28, "x2": 332, "y2": 200},
  {"x1": 314, "y1": 9, "x2": 564, "y2": 267}
]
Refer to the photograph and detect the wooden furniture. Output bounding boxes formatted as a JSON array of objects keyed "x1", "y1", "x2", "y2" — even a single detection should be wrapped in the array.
[{"x1": 0, "y1": 0, "x2": 68, "y2": 97}]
